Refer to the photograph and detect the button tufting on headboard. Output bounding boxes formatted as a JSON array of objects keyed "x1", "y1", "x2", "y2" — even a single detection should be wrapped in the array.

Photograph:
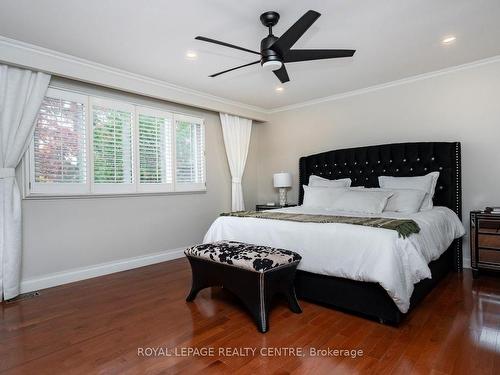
[
  {"x1": 299, "y1": 142, "x2": 461, "y2": 218},
  {"x1": 298, "y1": 142, "x2": 462, "y2": 270}
]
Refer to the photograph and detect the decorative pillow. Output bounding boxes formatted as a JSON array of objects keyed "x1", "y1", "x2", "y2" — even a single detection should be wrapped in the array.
[
  {"x1": 378, "y1": 172, "x2": 439, "y2": 211},
  {"x1": 302, "y1": 185, "x2": 347, "y2": 209},
  {"x1": 330, "y1": 190, "x2": 394, "y2": 214},
  {"x1": 308, "y1": 175, "x2": 351, "y2": 188},
  {"x1": 353, "y1": 187, "x2": 427, "y2": 214}
]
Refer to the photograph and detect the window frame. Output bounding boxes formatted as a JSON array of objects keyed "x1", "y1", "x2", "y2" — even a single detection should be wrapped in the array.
[{"x1": 24, "y1": 87, "x2": 206, "y2": 198}]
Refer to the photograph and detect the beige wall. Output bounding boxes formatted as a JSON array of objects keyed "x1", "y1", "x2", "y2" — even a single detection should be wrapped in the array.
[
  {"x1": 21, "y1": 79, "x2": 259, "y2": 282},
  {"x1": 252, "y1": 60, "x2": 500, "y2": 265}
]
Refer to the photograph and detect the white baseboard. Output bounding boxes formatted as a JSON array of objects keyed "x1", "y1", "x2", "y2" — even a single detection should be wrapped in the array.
[
  {"x1": 19, "y1": 247, "x2": 473, "y2": 294},
  {"x1": 20, "y1": 247, "x2": 186, "y2": 293}
]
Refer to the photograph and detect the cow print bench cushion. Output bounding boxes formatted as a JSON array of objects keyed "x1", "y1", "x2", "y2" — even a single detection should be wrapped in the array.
[{"x1": 184, "y1": 241, "x2": 301, "y2": 273}]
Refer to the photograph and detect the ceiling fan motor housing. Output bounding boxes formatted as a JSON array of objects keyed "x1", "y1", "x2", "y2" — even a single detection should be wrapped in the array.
[
  {"x1": 260, "y1": 35, "x2": 282, "y2": 70},
  {"x1": 259, "y1": 11, "x2": 283, "y2": 71}
]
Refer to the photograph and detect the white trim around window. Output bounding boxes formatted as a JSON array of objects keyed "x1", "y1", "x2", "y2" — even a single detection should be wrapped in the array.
[{"x1": 24, "y1": 87, "x2": 206, "y2": 198}]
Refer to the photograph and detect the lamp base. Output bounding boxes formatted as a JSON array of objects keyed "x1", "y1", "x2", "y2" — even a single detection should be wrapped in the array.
[{"x1": 278, "y1": 188, "x2": 287, "y2": 207}]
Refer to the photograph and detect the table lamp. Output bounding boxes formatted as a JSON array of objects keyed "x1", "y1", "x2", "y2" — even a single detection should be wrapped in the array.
[{"x1": 273, "y1": 172, "x2": 292, "y2": 207}]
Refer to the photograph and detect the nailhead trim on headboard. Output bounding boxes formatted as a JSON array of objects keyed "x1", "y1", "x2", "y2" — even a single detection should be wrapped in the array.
[{"x1": 454, "y1": 142, "x2": 463, "y2": 271}]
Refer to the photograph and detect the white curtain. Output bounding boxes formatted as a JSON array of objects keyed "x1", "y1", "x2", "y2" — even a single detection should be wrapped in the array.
[
  {"x1": 219, "y1": 113, "x2": 252, "y2": 211},
  {"x1": 0, "y1": 65, "x2": 50, "y2": 301}
]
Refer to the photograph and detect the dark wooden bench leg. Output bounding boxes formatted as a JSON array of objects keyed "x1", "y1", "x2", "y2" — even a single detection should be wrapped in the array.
[
  {"x1": 265, "y1": 264, "x2": 302, "y2": 315},
  {"x1": 240, "y1": 273, "x2": 271, "y2": 333},
  {"x1": 256, "y1": 273, "x2": 270, "y2": 333},
  {"x1": 286, "y1": 286, "x2": 302, "y2": 314},
  {"x1": 185, "y1": 257, "x2": 216, "y2": 302},
  {"x1": 186, "y1": 284, "x2": 202, "y2": 302}
]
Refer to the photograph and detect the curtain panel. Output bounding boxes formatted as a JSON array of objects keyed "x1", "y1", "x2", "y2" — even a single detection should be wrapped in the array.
[
  {"x1": 219, "y1": 113, "x2": 252, "y2": 211},
  {"x1": 0, "y1": 64, "x2": 50, "y2": 301}
]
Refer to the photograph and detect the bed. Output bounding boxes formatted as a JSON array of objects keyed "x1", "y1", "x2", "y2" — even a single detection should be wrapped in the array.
[{"x1": 205, "y1": 142, "x2": 464, "y2": 324}]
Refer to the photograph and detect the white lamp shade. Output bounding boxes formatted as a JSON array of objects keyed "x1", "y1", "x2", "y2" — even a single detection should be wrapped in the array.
[{"x1": 273, "y1": 172, "x2": 292, "y2": 188}]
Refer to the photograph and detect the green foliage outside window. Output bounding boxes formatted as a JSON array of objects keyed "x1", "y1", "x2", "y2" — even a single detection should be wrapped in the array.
[{"x1": 93, "y1": 107, "x2": 132, "y2": 184}]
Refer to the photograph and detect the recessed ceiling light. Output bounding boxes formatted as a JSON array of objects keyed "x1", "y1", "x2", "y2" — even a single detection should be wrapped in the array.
[
  {"x1": 185, "y1": 51, "x2": 197, "y2": 60},
  {"x1": 275, "y1": 87, "x2": 284, "y2": 92},
  {"x1": 442, "y1": 36, "x2": 456, "y2": 45}
]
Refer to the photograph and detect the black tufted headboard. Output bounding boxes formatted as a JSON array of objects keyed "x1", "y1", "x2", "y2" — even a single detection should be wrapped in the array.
[{"x1": 299, "y1": 142, "x2": 463, "y2": 269}]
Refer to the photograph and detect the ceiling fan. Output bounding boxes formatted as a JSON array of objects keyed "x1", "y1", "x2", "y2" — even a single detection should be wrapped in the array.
[{"x1": 195, "y1": 10, "x2": 356, "y2": 84}]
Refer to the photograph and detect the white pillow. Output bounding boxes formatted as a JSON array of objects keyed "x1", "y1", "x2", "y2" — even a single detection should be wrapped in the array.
[
  {"x1": 308, "y1": 175, "x2": 351, "y2": 188},
  {"x1": 302, "y1": 185, "x2": 347, "y2": 209},
  {"x1": 330, "y1": 190, "x2": 394, "y2": 214},
  {"x1": 384, "y1": 189, "x2": 427, "y2": 213},
  {"x1": 353, "y1": 187, "x2": 427, "y2": 213},
  {"x1": 378, "y1": 172, "x2": 439, "y2": 211}
]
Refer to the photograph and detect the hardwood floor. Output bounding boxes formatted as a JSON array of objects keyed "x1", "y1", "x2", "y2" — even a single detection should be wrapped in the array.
[{"x1": 1, "y1": 259, "x2": 499, "y2": 374}]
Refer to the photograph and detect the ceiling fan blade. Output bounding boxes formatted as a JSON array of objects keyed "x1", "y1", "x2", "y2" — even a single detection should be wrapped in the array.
[
  {"x1": 273, "y1": 65, "x2": 290, "y2": 83},
  {"x1": 284, "y1": 49, "x2": 356, "y2": 63},
  {"x1": 195, "y1": 36, "x2": 261, "y2": 56},
  {"x1": 209, "y1": 60, "x2": 261, "y2": 78},
  {"x1": 271, "y1": 10, "x2": 321, "y2": 56}
]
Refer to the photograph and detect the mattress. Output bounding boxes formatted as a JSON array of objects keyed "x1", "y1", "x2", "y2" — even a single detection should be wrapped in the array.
[{"x1": 203, "y1": 206, "x2": 465, "y2": 313}]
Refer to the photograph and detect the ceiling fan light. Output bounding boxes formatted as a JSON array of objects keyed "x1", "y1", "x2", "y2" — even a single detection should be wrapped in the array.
[{"x1": 262, "y1": 60, "x2": 283, "y2": 71}]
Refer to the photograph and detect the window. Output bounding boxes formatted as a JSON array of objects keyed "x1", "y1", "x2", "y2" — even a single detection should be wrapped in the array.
[
  {"x1": 137, "y1": 107, "x2": 173, "y2": 192},
  {"x1": 175, "y1": 114, "x2": 205, "y2": 191},
  {"x1": 26, "y1": 88, "x2": 205, "y2": 196},
  {"x1": 91, "y1": 99, "x2": 134, "y2": 193},
  {"x1": 31, "y1": 89, "x2": 88, "y2": 194}
]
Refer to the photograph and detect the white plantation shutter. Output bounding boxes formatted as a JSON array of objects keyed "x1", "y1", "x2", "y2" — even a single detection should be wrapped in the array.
[
  {"x1": 27, "y1": 88, "x2": 206, "y2": 196},
  {"x1": 31, "y1": 89, "x2": 88, "y2": 194},
  {"x1": 91, "y1": 98, "x2": 134, "y2": 192},
  {"x1": 138, "y1": 108, "x2": 173, "y2": 191},
  {"x1": 175, "y1": 114, "x2": 205, "y2": 191}
]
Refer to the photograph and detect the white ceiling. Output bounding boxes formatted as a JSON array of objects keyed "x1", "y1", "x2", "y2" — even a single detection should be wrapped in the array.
[{"x1": 1, "y1": 0, "x2": 499, "y2": 110}]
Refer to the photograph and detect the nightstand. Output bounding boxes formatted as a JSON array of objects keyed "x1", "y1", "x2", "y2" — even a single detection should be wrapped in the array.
[
  {"x1": 255, "y1": 204, "x2": 297, "y2": 211},
  {"x1": 470, "y1": 210, "x2": 500, "y2": 278}
]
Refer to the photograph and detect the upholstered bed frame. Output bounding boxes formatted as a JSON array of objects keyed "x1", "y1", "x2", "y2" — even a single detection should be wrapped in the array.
[{"x1": 295, "y1": 142, "x2": 462, "y2": 324}]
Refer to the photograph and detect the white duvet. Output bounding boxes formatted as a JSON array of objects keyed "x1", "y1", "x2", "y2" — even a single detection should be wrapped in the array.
[{"x1": 203, "y1": 206, "x2": 465, "y2": 313}]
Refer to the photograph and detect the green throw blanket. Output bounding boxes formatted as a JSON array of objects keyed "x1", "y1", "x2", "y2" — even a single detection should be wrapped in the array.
[{"x1": 220, "y1": 211, "x2": 420, "y2": 239}]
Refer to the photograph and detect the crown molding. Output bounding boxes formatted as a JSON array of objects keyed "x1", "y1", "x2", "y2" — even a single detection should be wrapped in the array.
[
  {"x1": 266, "y1": 54, "x2": 500, "y2": 114},
  {"x1": 2, "y1": 35, "x2": 499, "y2": 117},
  {"x1": 0, "y1": 35, "x2": 269, "y2": 122}
]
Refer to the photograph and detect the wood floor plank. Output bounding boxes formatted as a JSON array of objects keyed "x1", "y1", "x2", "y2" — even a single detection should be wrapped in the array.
[{"x1": 1, "y1": 258, "x2": 499, "y2": 374}]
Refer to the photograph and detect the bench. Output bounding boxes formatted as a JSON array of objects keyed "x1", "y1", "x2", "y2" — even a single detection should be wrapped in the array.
[{"x1": 184, "y1": 241, "x2": 302, "y2": 333}]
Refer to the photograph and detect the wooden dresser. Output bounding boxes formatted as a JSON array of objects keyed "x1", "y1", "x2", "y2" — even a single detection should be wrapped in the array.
[{"x1": 470, "y1": 211, "x2": 500, "y2": 278}]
